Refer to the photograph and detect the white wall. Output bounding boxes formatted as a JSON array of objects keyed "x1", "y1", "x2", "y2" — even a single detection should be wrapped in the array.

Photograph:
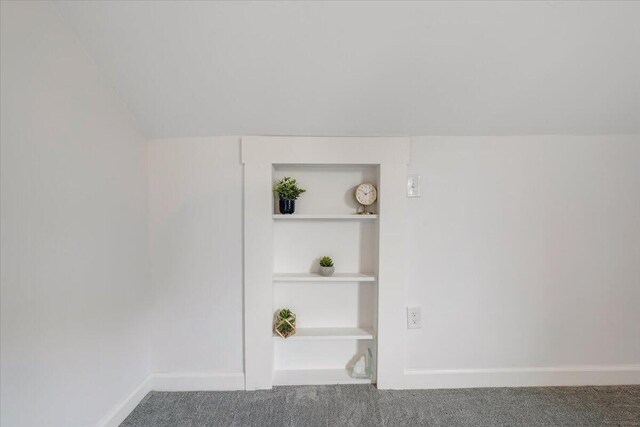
[
  {"x1": 147, "y1": 135, "x2": 640, "y2": 384},
  {"x1": 1, "y1": 2, "x2": 151, "y2": 426},
  {"x1": 147, "y1": 138, "x2": 243, "y2": 374},
  {"x1": 406, "y1": 136, "x2": 640, "y2": 371}
]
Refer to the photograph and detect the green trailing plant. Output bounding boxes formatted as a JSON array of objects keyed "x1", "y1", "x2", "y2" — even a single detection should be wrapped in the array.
[
  {"x1": 274, "y1": 177, "x2": 306, "y2": 200},
  {"x1": 319, "y1": 256, "x2": 334, "y2": 267}
]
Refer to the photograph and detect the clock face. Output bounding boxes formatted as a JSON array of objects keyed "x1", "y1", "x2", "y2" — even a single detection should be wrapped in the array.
[{"x1": 355, "y1": 183, "x2": 377, "y2": 206}]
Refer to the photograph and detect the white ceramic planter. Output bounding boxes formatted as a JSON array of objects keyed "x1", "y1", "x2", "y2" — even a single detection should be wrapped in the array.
[{"x1": 319, "y1": 266, "x2": 335, "y2": 277}]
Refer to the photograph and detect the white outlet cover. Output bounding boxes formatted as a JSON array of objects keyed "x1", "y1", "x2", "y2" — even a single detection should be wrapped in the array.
[
  {"x1": 407, "y1": 174, "x2": 421, "y2": 198},
  {"x1": 407, "y1": 306, "x2": 422, "y2": 329}
]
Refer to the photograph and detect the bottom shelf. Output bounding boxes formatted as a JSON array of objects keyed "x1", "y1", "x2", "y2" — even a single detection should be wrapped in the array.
[{"x1": 273, "y1": 368, "x2": 372, "y2": 386}]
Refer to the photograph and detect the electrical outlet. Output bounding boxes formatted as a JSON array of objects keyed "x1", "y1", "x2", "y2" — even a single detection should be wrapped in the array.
[{"x1": 407, "y1": 307, "x2": 421, "y2": 329}]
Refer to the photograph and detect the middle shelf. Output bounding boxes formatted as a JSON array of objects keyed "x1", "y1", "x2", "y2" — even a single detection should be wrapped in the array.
[
  {"x1": 273, "y1": 273, "x2": 376, "y2": 282},
  {"x1": 273, "y1": 327, "x2": 375, "y2": 341}
]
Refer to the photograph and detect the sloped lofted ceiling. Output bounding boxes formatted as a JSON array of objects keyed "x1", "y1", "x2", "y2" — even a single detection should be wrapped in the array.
[{"x1": 54, "y1": 1, "x2": 639, "y2": 138}]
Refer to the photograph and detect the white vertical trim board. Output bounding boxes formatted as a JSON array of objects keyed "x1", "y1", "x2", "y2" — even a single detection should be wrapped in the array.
[
  {"x1": 403, "y1": 365, "x2": 640, "y2": 389},
  {"x1": 376, "y1": 159, "x2": 410, "y2": 389},
  {"x1": 243, "y1": 159, "x2": 275, "y2": 390}
]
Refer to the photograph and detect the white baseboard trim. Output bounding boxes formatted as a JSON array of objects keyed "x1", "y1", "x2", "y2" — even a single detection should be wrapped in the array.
[
  {"x1": 151, "y1": 371, "x2": 245, "y2": 391},
  {"x1": 403, "y1": 365, "x2": 640, "y2": 389},
  {"x1": 97, "y1": 372, "x2": 244, "y2": 427},
  {"x1": 97, "y1": 366, "x2": 638, "y2": 425},
  {"x1": 97, "y1": 374, "x2": 153, "y2": 427}
]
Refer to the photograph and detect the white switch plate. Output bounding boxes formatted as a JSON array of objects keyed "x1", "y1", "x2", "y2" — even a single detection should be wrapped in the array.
[
  {"x1": 407, "y1": 307, "x2": 422, "y2": 329},
  {"x1": 407, "y1": 174, "x2": 421, "y2": 198}
]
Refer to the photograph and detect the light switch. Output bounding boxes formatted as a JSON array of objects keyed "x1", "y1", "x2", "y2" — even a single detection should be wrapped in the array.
[{"x1": 407, "y1": 174, "x2": 421, "y2": 198}]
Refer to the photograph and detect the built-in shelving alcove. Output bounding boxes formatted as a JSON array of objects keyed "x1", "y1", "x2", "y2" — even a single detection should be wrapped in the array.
[
  {"x1": 243, "y1": 136, "x2": 409, "y2": 390},
  {"x1": 271, "y1": 163, "x2": 379, "y2": 385}
]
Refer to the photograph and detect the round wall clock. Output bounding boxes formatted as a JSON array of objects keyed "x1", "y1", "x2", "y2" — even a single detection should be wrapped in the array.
[{"x1": 355, "y1": 183, "x2": 377, "y2": 214}]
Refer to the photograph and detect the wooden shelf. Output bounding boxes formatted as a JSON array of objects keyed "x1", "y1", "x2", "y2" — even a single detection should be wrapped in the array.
[
  {"x1": 273, "y1": 273, "x2": 376, "y2": 282},
  {"x1": 273, "y1": 327, "x2": 374, "y2": 341},
  {"x1": 273, "y1": 368, "x2": 372, "y2": 386},
  {"x1": 273, "y1": 214, "x2": 378, "y2": 220}
]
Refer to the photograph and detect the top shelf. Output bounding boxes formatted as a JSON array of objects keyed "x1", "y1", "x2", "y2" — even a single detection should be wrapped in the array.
[{"x1": 273, "y1": 214, "x2": 378, "y2": 220}]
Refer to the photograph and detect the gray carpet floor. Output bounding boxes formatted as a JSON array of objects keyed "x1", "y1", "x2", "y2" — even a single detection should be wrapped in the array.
[{"x1": 121, "y1": 384, "x2": 640, "y2": 426}]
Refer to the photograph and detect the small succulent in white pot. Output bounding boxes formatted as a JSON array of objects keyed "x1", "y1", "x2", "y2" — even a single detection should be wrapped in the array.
[{"x1": 319, "y1": 256, "x2": 335, "y2": 277}]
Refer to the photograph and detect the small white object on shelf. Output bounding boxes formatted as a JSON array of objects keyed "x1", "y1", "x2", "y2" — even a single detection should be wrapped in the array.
[
  {"x1": 319, "y1": 266, "x2": 335, "y2": 277},
  {"x1": 351, "y1": 348, "x2": 373, "y2": 379},
  {"x1": 352, "y1": 356, "x2": 366, "y2": 377}
]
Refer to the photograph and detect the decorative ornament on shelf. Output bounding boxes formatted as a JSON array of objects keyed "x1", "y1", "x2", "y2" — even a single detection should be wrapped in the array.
[
  {"x1": 352, "y1": 356, "x2": 366, "y2": 377},
  {"x1": 274, "y1": 177, "x2": 306, "y2": 214},
  {"x1": 319, "y1": 256, "x2": 335, "y2": 277},
  {"x1": 351, "y1": 348, "x2": 373, "y2": 379},
  {"x1": 355, "y1": 183, "x2": 377, "y2": 215},
  {"x1": 274, "y1": 308, "x2": 296, "y2": 338}
]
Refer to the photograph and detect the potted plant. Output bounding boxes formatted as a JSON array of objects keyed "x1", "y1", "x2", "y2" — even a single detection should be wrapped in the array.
[
  {"x1": 274, "y1": 308, "x2": 296, "y2": 338},
  {"x1": 274, "y1": 177, "x2": 306, "y2": 214},
  {"x1": 319, "y1": 256, "x2": 335, "y2": 277}
]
